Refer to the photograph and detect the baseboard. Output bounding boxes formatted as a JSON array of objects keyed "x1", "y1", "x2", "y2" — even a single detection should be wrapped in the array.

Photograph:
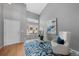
[
  {"x1": 3, "y1": 41, "x2": 23, "y2": 48},
  {"x1": 70, "y1": 49, "x2": 79, "y2": 53}
]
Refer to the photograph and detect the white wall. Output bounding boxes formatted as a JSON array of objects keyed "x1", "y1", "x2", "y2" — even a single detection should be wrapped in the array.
[
  {"x1": 40, "y1": 3, "x2": 79, "y2": 51},
  {"x1": 4, "y1": 19, "x2": 20, "y2": 46},
  {"x1": 0, "y1": 4, "x2": 3, "y2": 47},
  {"x1": 3, "y1": 3, "x2": 27, "y2": 43},
  {"x1": 0, "y1": 3, "x2": 39, "y2": 47},
  {"x1": 3, "y1": 3, "x2": 39, "y2": 42}
]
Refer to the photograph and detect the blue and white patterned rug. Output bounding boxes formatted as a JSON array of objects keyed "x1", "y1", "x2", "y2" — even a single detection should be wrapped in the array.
[
  {"x1": 24, "y1": 39, "x2": 53, "y2": 56},
  {"x1": 24, "y1": 39, "x2": 79, "y2": 56}
]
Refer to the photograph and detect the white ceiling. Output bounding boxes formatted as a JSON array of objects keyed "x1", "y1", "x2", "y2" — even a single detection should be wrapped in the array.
[{"x1": 27, "y1": 3, "x2": 47, "y2": 15}]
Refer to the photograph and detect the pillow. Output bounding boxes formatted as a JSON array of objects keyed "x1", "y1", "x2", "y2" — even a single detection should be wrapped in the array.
[{"x1": 57, "y1": 36, "x2": 65, "y2": 45}]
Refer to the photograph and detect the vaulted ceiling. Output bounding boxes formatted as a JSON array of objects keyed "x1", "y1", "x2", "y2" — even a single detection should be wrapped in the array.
[{"x1": 27, "y1": 3, "x2": 47, "y2": 15}]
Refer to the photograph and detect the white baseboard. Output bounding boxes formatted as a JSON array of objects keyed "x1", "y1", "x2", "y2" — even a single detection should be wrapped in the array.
[
  {"x1": 0, "y1": 41, "x2": 23, "y2": 49},
  {"x1": 4, "y1": 41, "x2": 23, "y2": 47},
  {"x1": 70, "y1": 49, "x2": 79, "y2": 53}
]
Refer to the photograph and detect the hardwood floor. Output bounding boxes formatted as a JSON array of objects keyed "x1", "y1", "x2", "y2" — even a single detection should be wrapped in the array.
[{"x1": 0, "y1": 42, "x2": 24, "y2": 56}]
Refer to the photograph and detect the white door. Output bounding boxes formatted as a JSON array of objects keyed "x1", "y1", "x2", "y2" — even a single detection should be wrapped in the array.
[{"x1": 4, "y1": 19, "x2": 20, "y2": 46}]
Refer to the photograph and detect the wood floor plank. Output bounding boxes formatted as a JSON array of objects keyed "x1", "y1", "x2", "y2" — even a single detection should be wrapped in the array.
[{"x1": 0, "y1": 42, "x2": 24, "y2": 56}]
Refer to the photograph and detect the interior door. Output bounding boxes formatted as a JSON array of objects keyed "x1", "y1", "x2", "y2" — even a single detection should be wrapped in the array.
[{"x1": 4, "y1": 19, "x2": 20, "y2": 46}]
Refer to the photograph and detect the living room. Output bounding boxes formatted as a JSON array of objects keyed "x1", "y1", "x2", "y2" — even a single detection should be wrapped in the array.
[{"x1": 0, "y1": 3, "x2": 79, "y2": 56}]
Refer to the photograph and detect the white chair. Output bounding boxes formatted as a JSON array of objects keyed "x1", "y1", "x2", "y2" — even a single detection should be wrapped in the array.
[{"x1": 51, "y1": 31, "x2": 71, "y2": 55}]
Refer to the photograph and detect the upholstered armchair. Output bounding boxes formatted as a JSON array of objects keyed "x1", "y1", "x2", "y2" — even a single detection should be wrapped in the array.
[{"x1": 51, "y1": 31, "x2": 71, "y2": 55}]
